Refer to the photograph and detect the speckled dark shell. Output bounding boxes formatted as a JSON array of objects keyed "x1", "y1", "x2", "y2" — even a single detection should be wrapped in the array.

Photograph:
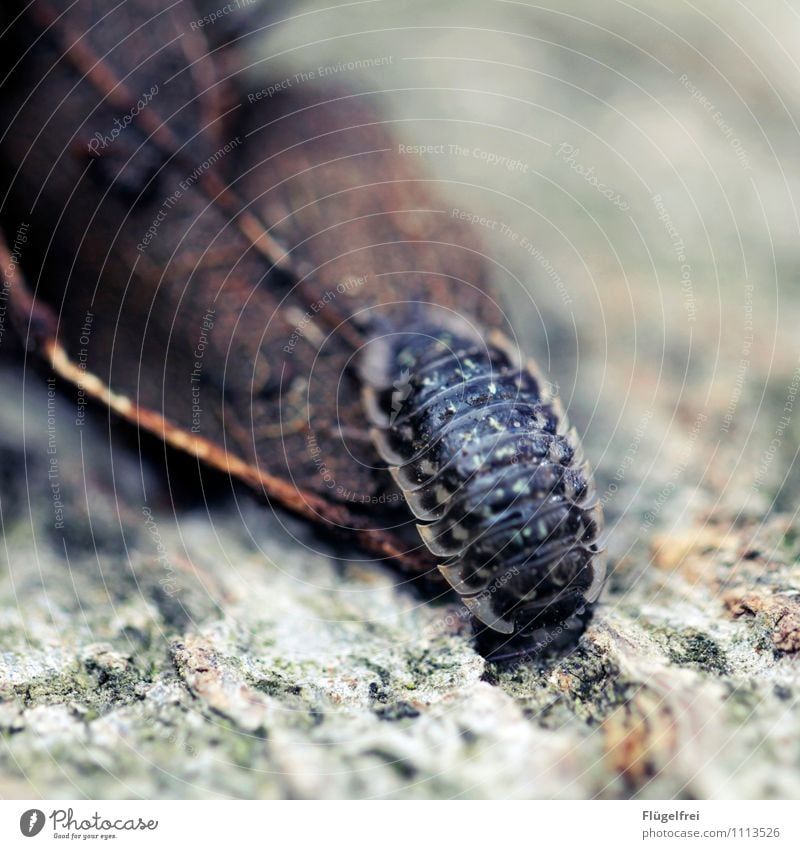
[{"x1": 361, "y1": 316, "x2": 605, "y2": 642}]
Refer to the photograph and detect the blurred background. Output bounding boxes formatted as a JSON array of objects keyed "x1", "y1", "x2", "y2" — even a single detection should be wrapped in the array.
[
  {"x1": 245, "y1": 0, "x2": 800, "y2": 560},
  {"x1": 1, "y1": 0, "x2": 799, "y2": 799}
]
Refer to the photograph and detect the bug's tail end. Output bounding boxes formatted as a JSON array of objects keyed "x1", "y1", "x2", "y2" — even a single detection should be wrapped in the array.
[{"x1": 473, "y1": 600, "x2": 597, "y2": 664}]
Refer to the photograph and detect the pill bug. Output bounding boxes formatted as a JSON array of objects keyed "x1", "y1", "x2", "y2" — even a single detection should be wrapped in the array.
[
  {"x1": 359, "y1": 315, "x2": 604, "y2": 647},
  {"x1": 0, "y1": 0, "x2": 606, "y2": 659}
]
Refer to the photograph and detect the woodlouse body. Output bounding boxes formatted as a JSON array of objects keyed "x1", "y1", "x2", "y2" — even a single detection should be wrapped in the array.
[
  {"x1": 0, "y1": 0, "x2": 607, "y2": 657},
  {"x1": 361, "y1": 316, "x2": 605, "y2": 648}
]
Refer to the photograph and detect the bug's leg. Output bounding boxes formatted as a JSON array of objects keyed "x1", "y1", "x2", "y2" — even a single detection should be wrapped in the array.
[
  {"x1": 473, "y1": 627, "x2": 545, "y2": 664},
  {"x1": 473, "y1": 604, "x2": 597, "y2": 663},
  {"x1": 482, "y1": 646, "x2": 538, "y2": 664}
]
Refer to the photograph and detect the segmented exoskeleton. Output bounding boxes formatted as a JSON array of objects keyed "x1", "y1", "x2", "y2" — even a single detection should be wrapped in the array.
[{"x1": 361, "y1": 313, "x2": 605, "y2": 653}]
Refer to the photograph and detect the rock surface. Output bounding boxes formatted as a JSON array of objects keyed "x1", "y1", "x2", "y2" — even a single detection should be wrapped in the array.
[
  {"x1": 1, "y1": 357, "x2": 799, "y2": 799},
  {"x1": 2, "y1": 0, "x2": 800, "y2": 799}
]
